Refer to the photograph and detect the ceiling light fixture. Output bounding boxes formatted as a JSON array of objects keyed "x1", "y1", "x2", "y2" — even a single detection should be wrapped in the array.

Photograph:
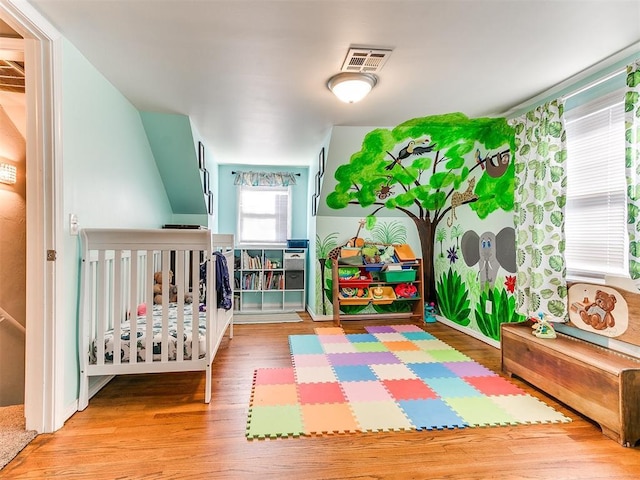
[
  {"x1": 0, "y1": 163, "x2": 16, "y2": 185},
  {"x1": 327, "y1": 72, "x2": 378, "y2": 104}
]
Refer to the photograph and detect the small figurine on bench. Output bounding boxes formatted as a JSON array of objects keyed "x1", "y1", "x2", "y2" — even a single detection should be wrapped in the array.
[{"x1": 531, "y1": 312, "x2": 557, "y2": 339}]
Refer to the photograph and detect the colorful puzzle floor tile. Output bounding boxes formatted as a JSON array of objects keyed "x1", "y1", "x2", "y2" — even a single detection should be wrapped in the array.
[{"x1": 246, "y1": 325, "x2": 571, "y2": 439}]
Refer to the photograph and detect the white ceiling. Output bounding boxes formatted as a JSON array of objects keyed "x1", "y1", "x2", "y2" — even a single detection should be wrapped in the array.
[{"x1": 26, "y1": 0, "x2": 640, "y2": 167}]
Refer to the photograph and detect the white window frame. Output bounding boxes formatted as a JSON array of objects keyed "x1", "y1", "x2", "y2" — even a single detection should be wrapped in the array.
[
  {"x1": 236, "y1": 185, "x2": 291, "y2": 246},
  {"x1": 564, "y1": 86, "x2": 628, "y2": 282}
]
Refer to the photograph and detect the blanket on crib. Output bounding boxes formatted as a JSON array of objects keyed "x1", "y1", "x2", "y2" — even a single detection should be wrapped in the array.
[{"x1": 90, "y1": 304, "x2": 207, "y2": 364}]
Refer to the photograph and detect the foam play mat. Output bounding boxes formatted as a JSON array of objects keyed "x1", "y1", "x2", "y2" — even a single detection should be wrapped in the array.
[{"x1": 246, "y1": 325, "x2": 571, "y2": 439}]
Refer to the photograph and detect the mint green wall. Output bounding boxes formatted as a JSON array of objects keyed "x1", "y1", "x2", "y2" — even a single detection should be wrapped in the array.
[
  {"x1": 140, "y1": 112, "x2": 207, "y2": 216},
  {"x1": 61, "y1": 39, "x2": 173, "y2": 409},
  {"x1": 217, "y1": 164, "x2": 310, "y2": 242}
]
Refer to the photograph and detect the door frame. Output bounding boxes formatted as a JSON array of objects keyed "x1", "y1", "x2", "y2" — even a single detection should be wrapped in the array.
[{"x1": 1, "y1": 0, "x2": 64, "y2": 433}]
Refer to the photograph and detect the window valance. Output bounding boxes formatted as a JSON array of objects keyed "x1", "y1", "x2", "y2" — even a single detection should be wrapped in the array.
[{"x1": 233, "y1": 171, "x2": 298, "y2": 187}]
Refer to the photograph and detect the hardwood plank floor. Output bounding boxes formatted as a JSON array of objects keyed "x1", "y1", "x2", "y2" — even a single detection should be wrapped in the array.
[{"x1": 3, "y1": 315, "x2": 640, "y2": 479}]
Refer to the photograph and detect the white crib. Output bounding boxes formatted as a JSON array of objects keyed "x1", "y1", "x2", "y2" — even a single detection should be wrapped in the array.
[{"x1": 78, "y1": 228, "x2": 234, "y2": 410}]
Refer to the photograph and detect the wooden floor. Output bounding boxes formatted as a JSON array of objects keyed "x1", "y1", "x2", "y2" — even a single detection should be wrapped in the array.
[{"x1": 4, "y1": 315, "x2": 640, "y2": 479}]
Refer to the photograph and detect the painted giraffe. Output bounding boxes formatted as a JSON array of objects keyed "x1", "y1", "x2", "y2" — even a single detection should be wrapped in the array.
[{"x1": 326, "y1": 219, "x2": 367, "y2": 262}]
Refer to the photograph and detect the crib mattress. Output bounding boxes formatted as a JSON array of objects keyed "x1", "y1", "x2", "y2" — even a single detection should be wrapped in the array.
[{"x1": 90, "y1": 303, "x2": 207, "y2": 364}]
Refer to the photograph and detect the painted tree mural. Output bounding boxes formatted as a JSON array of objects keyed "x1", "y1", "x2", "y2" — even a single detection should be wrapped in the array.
[{"x1": 326, "y1": 113, "x2": 516, "y2": 303}]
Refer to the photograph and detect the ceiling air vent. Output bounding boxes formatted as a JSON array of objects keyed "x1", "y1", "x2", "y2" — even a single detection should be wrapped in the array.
[{"x1": 340, "y1": 48, "x2": 392, "y2": 73}]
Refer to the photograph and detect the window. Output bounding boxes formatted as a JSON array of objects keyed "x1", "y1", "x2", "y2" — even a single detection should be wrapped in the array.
[
  {"x1": 564, "y1": 86, "x2": 627, "y2": 279},
  {"x1": 237, "y1": 185, "x2": 291, "y2": 245}
]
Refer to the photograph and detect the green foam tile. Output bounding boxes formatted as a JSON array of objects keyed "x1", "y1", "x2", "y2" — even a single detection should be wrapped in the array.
[
  {"x1": 428, "y1": 349, "x2": 471, "y2": 362},
  {"x1": 246, "y1": 404, "x2": 305, "y2": 439},
  {"x1": 444, "y1": 396, "x2": 517, "y2": 426}
]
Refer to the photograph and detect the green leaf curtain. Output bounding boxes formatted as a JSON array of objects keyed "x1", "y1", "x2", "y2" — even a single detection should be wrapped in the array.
[
  {"x1": 511, "y1": 100, "x2": 568, "y2": 321},
  {"x1": 626, "y1": 59, "x2": 640, "y2": 285}
]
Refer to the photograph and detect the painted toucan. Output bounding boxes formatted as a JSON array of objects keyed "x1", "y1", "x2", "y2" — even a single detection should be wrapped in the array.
[
  {"x1": 385, "y1": 138, "x2": 436, "y2": 170},
  {"x1": 475, "y1": 148, "x2": 486, "y2": 170}
]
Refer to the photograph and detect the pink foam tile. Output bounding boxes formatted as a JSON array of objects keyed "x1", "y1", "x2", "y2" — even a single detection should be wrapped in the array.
[
  {"x1": 391, "y1": 324, "x2": 424, "y2": 333},
  {"x1": 341, "y1": 380, "x2": 393, "y2": 402},
  {"x1": 292, "y1": 354, "x2": 330, "y2": 368},
  {"x1": 298, "y1": 382, "x2": 347, "y2": 404},
  {"x1": 253, "y1": 367, "x2": 296, "y2": 385},
  {"x1": 294, "y1": 365, "x2": 337, "y2": 384},
  {"x1": 370, "y1": 363, "x2": 417, "y2": 380},
  {"x1": 382, "y1": 378, "x2": 439, "y2": 401},
  {"x1": 464, "y1": 375, "x2": 527, "y2": 396}
]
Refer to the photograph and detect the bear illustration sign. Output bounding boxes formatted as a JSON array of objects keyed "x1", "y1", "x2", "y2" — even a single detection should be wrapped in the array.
[{"x1": 568, "y1": 283, "x2": 629, "y2": 338}]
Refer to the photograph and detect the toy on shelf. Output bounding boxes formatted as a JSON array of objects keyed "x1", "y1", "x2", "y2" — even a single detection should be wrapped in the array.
[
  {"x1": 531, "y1": 312, "x2": 557, "y2": 339},
  {"x1": 424, "y1": 302, "x2": 437, "y2": 323}
]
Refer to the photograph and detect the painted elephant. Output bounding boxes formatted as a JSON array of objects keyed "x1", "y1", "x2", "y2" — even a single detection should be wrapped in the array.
[{"x1": 461, "y1": 227, "x2": 516, "y2": 289}]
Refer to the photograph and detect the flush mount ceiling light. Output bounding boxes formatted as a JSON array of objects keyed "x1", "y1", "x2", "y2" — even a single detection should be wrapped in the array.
[
  {"x1": 327, "y1": 72, "x2": 378, "y2": 104},
  {"x1": 0, "y1": 162, "x2": 16, "y2": 185}
]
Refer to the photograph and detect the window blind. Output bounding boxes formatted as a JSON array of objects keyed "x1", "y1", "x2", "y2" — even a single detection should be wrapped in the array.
[
  {"x1": 564, "y1": 87, "x2": 627, "y2": 279},
  {"x1": 237, "y1": 185, "x2": 291, "y2": 245}
]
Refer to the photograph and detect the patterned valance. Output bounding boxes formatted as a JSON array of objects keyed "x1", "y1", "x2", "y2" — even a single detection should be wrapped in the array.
[{"x1": 233, "y1": 171, "x2": 297, "y2": 187}]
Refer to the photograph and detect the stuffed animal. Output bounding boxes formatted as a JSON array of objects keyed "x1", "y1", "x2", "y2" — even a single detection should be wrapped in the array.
[{"x1": 153, "y1": 270, "x2": 193, "y2": 305}]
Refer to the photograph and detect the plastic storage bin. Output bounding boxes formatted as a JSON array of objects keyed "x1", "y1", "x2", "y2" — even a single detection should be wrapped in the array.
[{"x1": 380, "y1": 269, "x2": 417, "y2": 282}]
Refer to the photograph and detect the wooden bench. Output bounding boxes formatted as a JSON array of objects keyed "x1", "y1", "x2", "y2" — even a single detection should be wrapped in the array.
[{"x1": 501, "y1": 321, "x2": 640, "y2": 447}]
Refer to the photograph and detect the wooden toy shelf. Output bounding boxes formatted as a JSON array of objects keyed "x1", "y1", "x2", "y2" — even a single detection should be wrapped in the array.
[{"x1": 331, "y1": 258, "x2": 424, "y2": 327}]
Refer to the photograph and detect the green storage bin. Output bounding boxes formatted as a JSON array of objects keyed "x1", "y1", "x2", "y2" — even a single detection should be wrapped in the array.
[{"x1": 380, "y1": 269, "x2": 416, "y2": 282}]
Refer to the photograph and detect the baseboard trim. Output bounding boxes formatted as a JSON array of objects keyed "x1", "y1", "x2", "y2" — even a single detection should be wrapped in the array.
[{"x1": 436, "y1": 317, "x2": 500, "y2": 349}]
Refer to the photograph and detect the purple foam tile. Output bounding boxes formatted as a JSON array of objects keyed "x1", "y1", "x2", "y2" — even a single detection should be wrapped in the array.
[
  {"x1": 366, "y1": 325, "x2": 397, "y2": 333},
  {"x1": 443, "y1": 361, "x2": 497, "y2": 378}
]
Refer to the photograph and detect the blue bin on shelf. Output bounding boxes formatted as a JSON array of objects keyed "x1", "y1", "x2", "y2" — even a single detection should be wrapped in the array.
[{"x1": 287, "y1": 239, "x2": 309, "y2": 248}]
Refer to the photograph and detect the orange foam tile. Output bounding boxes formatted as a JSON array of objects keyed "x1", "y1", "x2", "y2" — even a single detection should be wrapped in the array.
[
  {"x1": 301, "y1": 403, "x2": 360, "y2": 434},
  {"x1": 251, "y1": 384, "x2": 299, "y2": 406}
]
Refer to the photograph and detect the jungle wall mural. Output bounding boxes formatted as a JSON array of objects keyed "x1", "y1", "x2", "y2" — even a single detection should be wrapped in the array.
[{"x1": 315, "y1": 112, "x2": 525, "y2": 343}]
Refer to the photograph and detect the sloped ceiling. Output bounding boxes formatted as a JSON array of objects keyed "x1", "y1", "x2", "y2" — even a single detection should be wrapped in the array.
[{"x1": 25, "y1": 0, "x2": 640, "y2": 168}]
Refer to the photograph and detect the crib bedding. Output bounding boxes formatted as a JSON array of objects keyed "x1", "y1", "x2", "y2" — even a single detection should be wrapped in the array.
[{"x1": 90, "y1": 303, "x2": 207, "y2": 364}]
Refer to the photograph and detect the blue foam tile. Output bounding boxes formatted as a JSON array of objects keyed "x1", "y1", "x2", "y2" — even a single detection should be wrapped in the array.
[
  {"x1": 346, "y1": 333, "x2": 379, "y2": 343},
  {"x1": 402, "y1": 331, "x2": 436, "y2": 341},
  {"x1": 333, "y1": 365, "x2": 378, "y2": 382},
  {"x1": 424, "y1": 377, "x2": 483, "y2": 398},
  {"x1": 398, "y1": 398, "x2": 468, "y2": 430},
  {"x1": 407, "y1": 362, "x2": 458, "y2": 379},
  {"x1": 289, "y1": 334, "x2": 325, "y2": 355}
]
